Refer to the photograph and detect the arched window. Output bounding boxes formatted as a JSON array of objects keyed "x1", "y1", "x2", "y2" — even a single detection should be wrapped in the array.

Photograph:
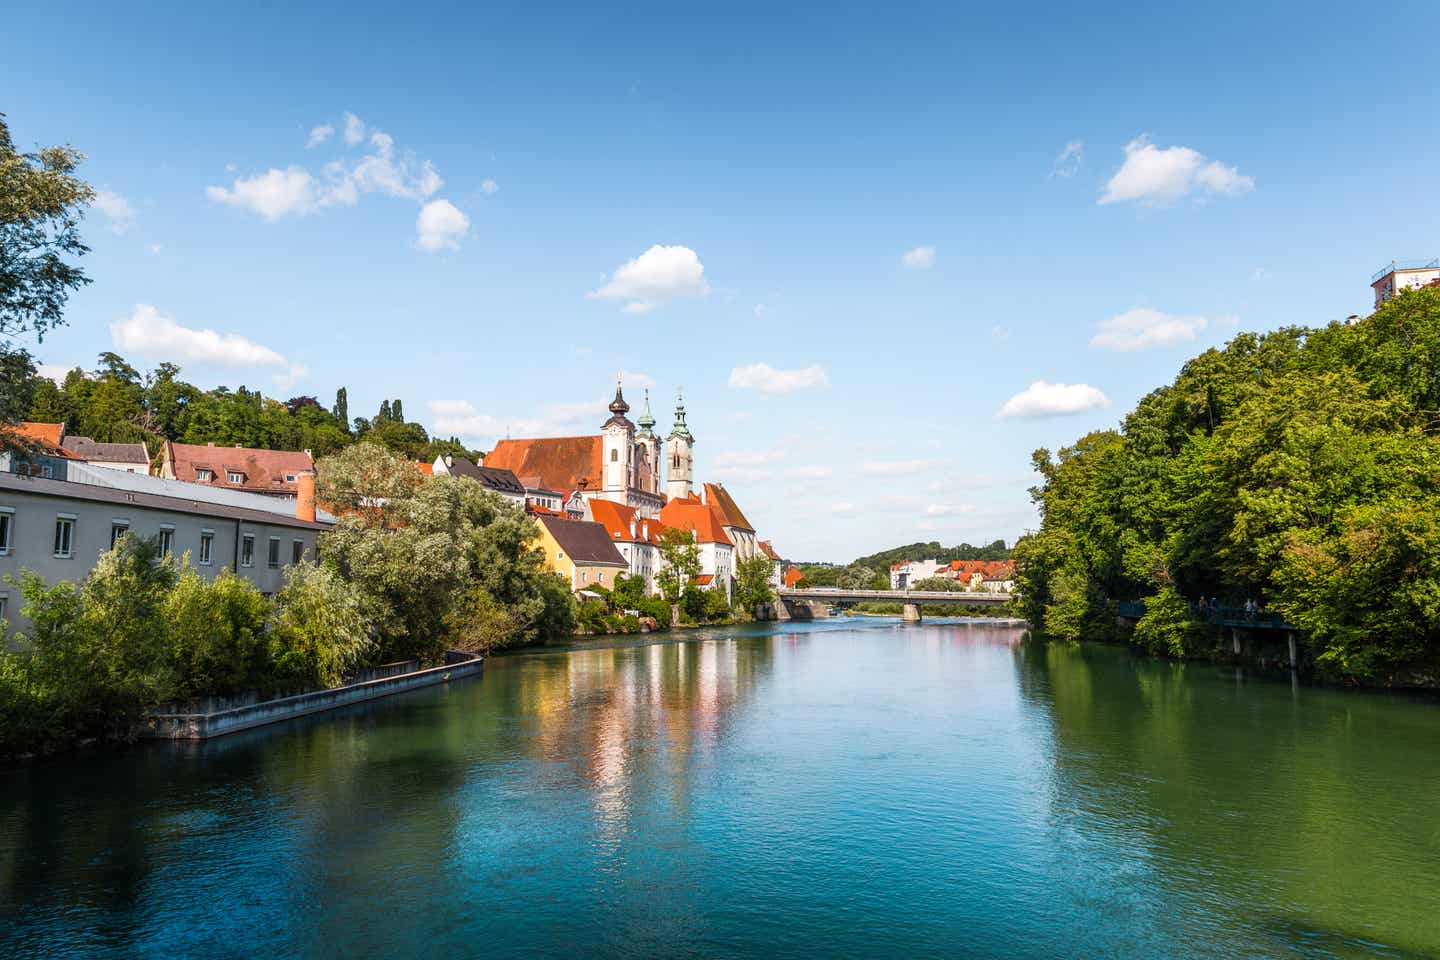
[{"x1": 672, "y1": 454, "x2": 680, "y2": 469}]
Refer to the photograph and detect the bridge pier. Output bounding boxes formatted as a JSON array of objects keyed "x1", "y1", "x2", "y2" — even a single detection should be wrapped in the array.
[{"x1": 902, "y1": 602, "x2": 923, "y2": 623}]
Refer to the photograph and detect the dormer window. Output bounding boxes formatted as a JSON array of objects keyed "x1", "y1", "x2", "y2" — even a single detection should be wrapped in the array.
[
  {"x1": 227, "y1": 471, "x2": 244, "y2": 484},
  {"x1": 196, "y1": 469, "x2": 213, "y2": 482}
]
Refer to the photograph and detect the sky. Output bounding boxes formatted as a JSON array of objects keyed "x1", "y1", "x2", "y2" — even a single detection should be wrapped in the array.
[{"x1": 4, "y1": 1, "x2": 1438, "y2": 562}]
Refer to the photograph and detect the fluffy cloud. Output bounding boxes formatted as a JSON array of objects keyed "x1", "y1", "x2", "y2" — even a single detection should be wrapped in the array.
[
  {"x1": 1051, "y1": 140, "x2": 1083, "y2": 178},
  {"x1": 35, "y1": 363, "x2": 74, "y2": 385},
  {"x1": 1100, "y1": 136, "x2": 1254, "y2": 206},
  {"x1": 713, "y1": 449, "x2": 786, "y2": 481},
  {"x1": 902, "y1": 245, "x2": 936, "y2": 269},
  {"x1": 785, "y1": 464, "x2": 833, "y2": 480},
  {"x1": 207, "y1": 115, "x2": 444, "y2": 221},
  {"x1": 306, "y1": 123, "x2": 334, "y2": 148},
  {"x1": 997, "y1": 381, "x2": 1110, "y2": 419},
  {"x1": 481, "y1": 178, "x2": 499, "y2": 195},
  {"x1": 110, "y1": 304, "x2": 293, "y2": 371},
  {"x1": 91, "y1": 187, "x2": 136, "y2": 233},
  {"x1": 1090, "y1": 307, "x2": 1208, "y2": 351},
  {"x1": 588, "y1": 245, "x2": 710, "y2": 313},
  {"x1": 429, "y1": 398, "x2": 603, "y2": 442},
  {"x1": 272, "y1": 364, "x2": 309, "y2": 391},
  {"x1": 415, "y1": 199, "x2": 469, "y2": 251},
  {"x1": 728, "y1": 362, "x2": 828, "y2": 395},
  {"x1": 861, "y1": 459, "x2": 933, "y2": 477}
]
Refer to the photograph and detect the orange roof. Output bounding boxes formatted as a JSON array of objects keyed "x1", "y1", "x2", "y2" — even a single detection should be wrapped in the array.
[
  {"x1": 413, "y1": 460, "x2": 434, "y2": 476},
  {"x1": 659, "y1": 495, "x2": 733, "y2": 546},
  {"x1": 758, "y1": 540, "x2": 781, "y2": 561},
  {"x1": 588, "y1": 499, "x2": 665, "y2": 545},
  {"x1": 944, "y1": 560, "x2": 1015, "y2": 579},
  {"x1": 165, "y1": 441, "x2": 314, "y2": 494},
  {"x1": 783, "y1": 566, "x2": 804, "y2": 588},
  {"x1": 484, "y1": 436, "x2": 602, "y2": 493},
  {"x1": 693, "y1": 574, "x2": 715, "y2": 586},
  {"x1": 2, "y1": 422, "x2": 78, "y2": 458},
  {"x1": 703, "y1": 482, "x2": 755, "y2": 531}
]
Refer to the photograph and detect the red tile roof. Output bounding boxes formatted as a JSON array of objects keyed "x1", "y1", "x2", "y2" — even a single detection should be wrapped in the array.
[
  {"x1": 164, "y1": 441, "x2": 314, "y2": 494},
  {"x1": 783, "y1": 566, "x2": 804, "y2": 588},
  {"x1": 588, "y1": 499, "x2": 665, "y2": 545},
  {"x1": 758, "y1": 540, "x2": 781, "y2": 561},
  {"x1": 703, "y1": 482, "x2": 755, "y2": 531},
  {"x1": 944, "y1": 560, "x2": 1015, "y2": 579},
  {"x1": 413, "y1": 460, "x2": 434, "y2": 476},
  {"x1": 693, "y1": 574, "x2": 715, "y2": 586},
  {"x1": 2, "y1": 422, "x2": 79, "y2": 459},
  {"x1": 484, "y1": 436, "x2": 602, "y2": 493},
  {"x1": 659, "y1": 494, "x2": 733, "y2": 546}
]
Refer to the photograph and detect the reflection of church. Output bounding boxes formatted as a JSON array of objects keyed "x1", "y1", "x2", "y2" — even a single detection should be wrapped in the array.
[{"x1": 484, "y1": 378, "x2": 696, "y2": 519}]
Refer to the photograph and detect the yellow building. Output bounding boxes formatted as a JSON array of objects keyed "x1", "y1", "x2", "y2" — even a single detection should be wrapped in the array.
[{"x1": 535, "y1": 515, "x2": 629, "y2": 592}]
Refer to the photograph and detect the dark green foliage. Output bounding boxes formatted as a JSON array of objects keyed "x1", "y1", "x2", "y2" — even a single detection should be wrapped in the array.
[{"x1": 1019, "y1": 286, "x2": 1440, "y2": 683}]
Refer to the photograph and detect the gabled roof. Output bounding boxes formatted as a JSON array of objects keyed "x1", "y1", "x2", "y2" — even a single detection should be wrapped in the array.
[
  {"x1": 703, "y1": 482, "x2": 755, "y2": 532},
  {"x1": 62, "y1": 436, "x2": 150, "y2": 465},
  {"x1": 484, "y1": 436, "x2": 602, "y2": 492},
  {"x1": 537, "y1": 516, "x2": 628, "y2": 567},
  {"x1": 783, "y1": 566, "x2": 805, "y2": 588},
  {"x1": 413, "y1": 460, "x2": 435, "y2": 476},
  {"x1": 659, "y1": 494, "x2": 733, "y2": 546},
  {"x1": 17, "y1": 421, "x2": 64, "y2": 446},
  {"x1": 439, "y1": 455, "x2": 526, "y2": 495},
  {"x1": 3, "y1": 422, "x2": 78, "y2": 458},
  {"x1": 757, "y1": 540, "x2": 781, "y2": 561},
  {"x1": 588, "y1": 498, "x2": 665, "y2": 545},
  {"x1": 165, "y1": 441, "x2": 313, "y2": 494}
]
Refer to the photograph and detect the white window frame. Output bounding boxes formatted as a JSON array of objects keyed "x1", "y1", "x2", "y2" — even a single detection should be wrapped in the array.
[
  {"x1": 267, "y1": 536, "x2": 281, "y2": 569},
  {"x1": 241, "y1": 534, "x2": 255, "y2": 568},
  {"x1": 110, "y1": 519, "x2": 130, "y2": 549},
  {"x1": 227, "y1": 471, "x2": 244, "y2": 484},
  {"x1": 158, "y1": 523, "x2": 176, "y2": 559},
  {"x1": 199, "y1": 529, "x2": 214, "y2": 566},
  {"x1": 195, "y1": 469, "x2": 213, "y2": 482},
  {"x1": 54, "y1": 514, "x2": 76, "y2": 559},
  {"x1": 0, "y1": 506, "x2": 13, "y2": 555}
]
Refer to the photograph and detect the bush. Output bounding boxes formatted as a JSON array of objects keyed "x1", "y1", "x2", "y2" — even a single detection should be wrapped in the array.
[
  {"x1": 165, "y1": 567, "x2": 270, "y2": 698},
  {"x1": 703, "y1": 587, "x2": 732, "y2": 621},
  {"x1": 1132, "y1": 587, "x2": 1195, "y2": 658},
  {"x1": 681, "y1": 585, "x2": 707, "y2": 621},
  {"x1": 636, "y1": 596, "x2": 672, "y2": 631},
  {"x1": 267, "y1": 563, "x2": 374, "y2": 692}
]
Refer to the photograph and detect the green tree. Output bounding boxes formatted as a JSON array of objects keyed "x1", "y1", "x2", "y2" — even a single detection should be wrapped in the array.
[
  {"x1": 734, "y1": 555, "x2": 776, "y2": 612},
  {"x1": 658, "y1": 527, "x2": 701, "y2": 603},
  {"x1": 267, "y1": 563, "x2": 373, "y2": 691},
  {"x1": 333, "y1": 387, "x2": 349, "y2": 431}
]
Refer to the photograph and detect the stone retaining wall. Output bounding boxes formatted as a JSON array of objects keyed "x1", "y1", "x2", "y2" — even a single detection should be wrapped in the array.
[{"x1": 142, "y1": 652, "x2": 483, "y2": 741}]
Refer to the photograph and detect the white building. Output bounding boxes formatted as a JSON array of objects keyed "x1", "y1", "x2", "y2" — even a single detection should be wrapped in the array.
[
  {"x1": 1372, "y1": 259, "x2": 1440, "y2": 309},
  {"x1": 890, "y1": 559, "x2": 946, "y2": 590}
]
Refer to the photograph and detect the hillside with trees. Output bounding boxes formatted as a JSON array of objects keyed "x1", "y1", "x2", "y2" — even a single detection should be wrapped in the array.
[
  {"x1": 796, "y1": 539, "x2": 1013, "y2": 590},
  {"x1": 1015, "y1": 285, "x2": 1440, "y2": 686}
]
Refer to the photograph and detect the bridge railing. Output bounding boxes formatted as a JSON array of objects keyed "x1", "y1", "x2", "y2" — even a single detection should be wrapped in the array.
[
  {"x1": 779, "y1": 589, "x2": 1011, "y2": 602},
  {"x1": 1118, "y1": 599, "x2": 1293, "y2": 631}
]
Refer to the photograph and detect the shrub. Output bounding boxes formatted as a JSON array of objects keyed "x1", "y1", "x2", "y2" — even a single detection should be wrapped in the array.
[
  {"x1": 267, "y1": 563, "x2": 374, "y2": 691},
  {"x1": 165, "y1": 567, "x2": 270, "y2": 698}
]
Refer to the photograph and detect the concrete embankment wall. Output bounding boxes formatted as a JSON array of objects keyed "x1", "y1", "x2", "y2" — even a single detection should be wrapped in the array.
[{"x1": 142, "y1": 651, "x2": 483, "y2": 740}]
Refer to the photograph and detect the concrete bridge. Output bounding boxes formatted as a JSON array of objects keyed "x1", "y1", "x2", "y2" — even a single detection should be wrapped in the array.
[{"x1": 776, "y1": 588, "x2": 1012, "y2": 622}]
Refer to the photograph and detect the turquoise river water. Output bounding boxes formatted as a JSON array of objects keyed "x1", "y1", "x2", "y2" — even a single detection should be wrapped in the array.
[{"x1": 3, "y1": 619, "x2": 1440, "y2": 959}]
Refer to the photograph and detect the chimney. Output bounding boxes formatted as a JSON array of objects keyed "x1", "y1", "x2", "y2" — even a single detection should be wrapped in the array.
[
  {"x1": 444, "y1": 454, "x2": 454, "y2": 469},
  {"x1": 629, "y1": 519, "x2": 637, "y2": 538},
  {"x1": 296, "y1": 471, "x2": 317, "y2": 523}
]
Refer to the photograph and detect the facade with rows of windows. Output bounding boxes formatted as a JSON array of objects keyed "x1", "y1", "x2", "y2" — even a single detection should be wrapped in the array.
[{"x1": 0, "y1": 470, "x2": 331, "y2": 638}]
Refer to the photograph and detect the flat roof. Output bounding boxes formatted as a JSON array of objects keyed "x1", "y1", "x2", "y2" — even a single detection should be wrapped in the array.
[{"x1": 0, "y1": 472, "x2": 333, "y2": 531}]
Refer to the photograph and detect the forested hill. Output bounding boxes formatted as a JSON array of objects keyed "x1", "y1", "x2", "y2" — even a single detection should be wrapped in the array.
[
  {"x1": 5, "y1": 351, "x2": 479, "y2": 464},
  {"x1": 851, "y1": 540, "x2": 1012, "y2": 569},
  {"x1": 1015, "y1": 284, "x2": 1440, "y2": 686}
]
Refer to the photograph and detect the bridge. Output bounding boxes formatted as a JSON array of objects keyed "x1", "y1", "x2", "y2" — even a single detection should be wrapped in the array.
[{"x1": 777, "y1": 588, "x2": 1012, "y2": 622}]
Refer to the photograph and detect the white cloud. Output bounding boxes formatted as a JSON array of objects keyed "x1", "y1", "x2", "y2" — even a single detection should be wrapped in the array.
[
  {"x1": 147, "y1": 243, "x2": 163, "y2": 255},
  {"x1": 1051, "y1": 140, "x2": 1084, "y2": 178},
  {"x1": 91, "y1": 187, "x2": 136, "y2": 233},
  {"x1": 1100, "y1": 136, "x2": 1254, "y2": 206},
  {"x1": 998, "y1": 381, "x2": 1110, "y2": 419},
  {"x1": 343, "y1": 112, "x2": 366, "y2": 145},
  {"x1": 902, "y1": 245, "x2": 936, "y2": 269},
  {"x1": 862, "y1": 459, "x2": 933, "y2": 477},
  {"x1": 306, "y1": 123, "x2": 335, "y2": 148},
  {"x1": 110, "y1": 304, "x2": 293, "y2": 370},
  {"x1": 272, "y1": 364, "x2": 309, "y2": 391},
  {"x1": 35, "y1": 363, "x2": 74, "y2": 385},
  {"x1": 429, "y1": 398, "x2": 603, "y2": 443},
  {"x1": 728, "y1": 362, "x2": 828, "y2": 395},
  {"x1": 924, "y1": 503, "x2": 976, "y2": 517},
  {"x1": 415, "y1": 199, "x2": 469, "y2": 251},
  {"x1": 206, "y1": 166, "x2": 318, "y2": 220},
  {"x1": 831, "y1": 502, "x2": 857, "y2": 516},
  {"x1": 618, "y1": 370, "x2": 655, "y2": 388},
  {"x1": 623, "y1": 301, "x2": 657, "y2": 315},
  {"x1": 588, "y1": 244, "x2": 710, "y2": 313},
  {"x1": 714, "y1": 449, "x2": 786, "y2": 469},
  {"x1": 753, "y1": 303, "x2": 768, "y2": 317},
  {"x1": 785, "y1": 464, "x2": 833, "y2": 480},
  {"x1": 481, "y1": 178, "x2": 499, "y2": 195},
  {"x1": 1090, "y1": 307, "x2": 1208, "y2": 352},
  {"x1": 207, "y1": 117, "x2": 443, "y2": 222}
]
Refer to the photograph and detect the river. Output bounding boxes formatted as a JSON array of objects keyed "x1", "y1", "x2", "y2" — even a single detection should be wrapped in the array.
[{"x1": 2, "y1": 619, "x2": 1439, "y2": 959}]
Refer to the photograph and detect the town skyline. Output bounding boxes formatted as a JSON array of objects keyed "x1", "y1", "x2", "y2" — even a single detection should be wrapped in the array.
[{"x1": 5, "y1": 1, "x2": 1436, "y2": 561}]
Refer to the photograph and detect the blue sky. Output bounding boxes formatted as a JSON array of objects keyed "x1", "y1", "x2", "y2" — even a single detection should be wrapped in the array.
[{"x1": 5, "y1": 1, "x2": 1437, "y2": 561}]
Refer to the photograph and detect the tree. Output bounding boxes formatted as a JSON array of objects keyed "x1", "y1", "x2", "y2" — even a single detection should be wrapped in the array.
[
  {"x1": 378, "y1": 399, "x2": 393, "y2": 423},
  {"x1": 267, "y1": 563, "x2": 373, "y2": 691},
  {"x1": 734, "y1": 555, "x2": 776, "y2": 612},
  {"x1": 0, "y1": 113, "x2": 94, "y2": 352},
  {"x1": 657, "y1": 528, "x2": 701, "y2": 603},
  {"x1": 391, "y1": 398, "x2": 404, "y2": 423},
  {"x1": 333, "y1": 387, "x2": 349, "y2": 431}
]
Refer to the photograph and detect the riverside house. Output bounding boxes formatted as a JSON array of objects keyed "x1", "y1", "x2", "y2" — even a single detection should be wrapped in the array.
[{"x1": 533, "y1": 515, "x2": 628, "y2": 592}]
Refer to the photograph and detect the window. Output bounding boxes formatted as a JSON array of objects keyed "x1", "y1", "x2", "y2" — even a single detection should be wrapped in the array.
[
  {"x1": 53, "y1": 516, "x2": 75, "y2": 558},
  {"x1": 40, "y1": 463, "x2": 53, "y2": 479},
  {"x1": 110, "y1": 521, "x2": 129, "y2": 549},
  {"x1": 581, "y1": 570, "x2": 588, "y2": 583},
  {"x1": 227, "y1": 471, "x2": 244, "y2": 485},
  {"x1": 611, "y1": 449, "x2": 618, "y2": 462},
  {"x1": 241, "y1": 534, "x2": 255, "y2": 567},
  {"x1": 267, "y1": 537, "x2": 280, "y2": 568},
  {"x1": 285, "y1": 473, "x2": 297, "y2": 483},
  {"x1": 158, "y1": 525, "x2": 175, "y2": 559},
  {"x1": 0, "y1": 509, "x2": 12, "y2": 555},
  {"x1": 199, "y1": 530, "x2": 214, "y2": 566},
  {"x1": 0, "y1": 595, "x2": 7, "y2": 624},
  {"x1": 672, "y1": 454, "x2": 680, "y2": 469},
  {"x1": 195, "y1": 469, "x2": 213, "y2": 482},
  {"x1": 292, "y1": 539, "x2": 304, "y2": 565}
]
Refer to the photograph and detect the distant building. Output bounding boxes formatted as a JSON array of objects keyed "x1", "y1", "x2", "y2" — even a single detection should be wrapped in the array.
[
  {"x1": 61, "y1": 436, "x2": 150, "y2": 474},
  {"x1": 160, "y1": 441, "x2": 314, "y2": 497},
  {"x1": 1372, "y1": 259, "x2": 1440, "y2": 309},
  {"x1": 533, "y1": 515, "x2": 629, "y2": 592},
  {"x1": 758, "y1": 540, "x2": 783, "y2": 589},
  {"x1": 783, "y1": 566, "x2": 805, "y2": 589},
  {"x1": 890, "y1": 559, "x2": 945, "y2": 590},
  {"x1": 431, "y1": 454, "x2": 527, "y2": 504}
]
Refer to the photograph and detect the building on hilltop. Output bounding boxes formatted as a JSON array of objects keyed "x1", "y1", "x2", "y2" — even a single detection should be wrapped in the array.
[
  {"x1": 160, "y1": 441, "x2": 314, "y2": 497},
  {"x1": 1372, "y1": 259, "x2": 1440, "y2": 309}
]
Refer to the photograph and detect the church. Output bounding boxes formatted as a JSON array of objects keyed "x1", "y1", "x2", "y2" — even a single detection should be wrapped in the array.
[{"x1": 483, "y1": 378, "x2": 695, "y2": 518}]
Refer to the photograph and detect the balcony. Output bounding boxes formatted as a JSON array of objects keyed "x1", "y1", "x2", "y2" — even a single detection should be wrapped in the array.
[{"x1": 1371, "y1": 258, "x2": 1440, "y2": 283}]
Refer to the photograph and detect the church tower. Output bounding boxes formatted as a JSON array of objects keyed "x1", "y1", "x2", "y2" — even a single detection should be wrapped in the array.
[
  {"x1": 602, "y1": 375, "x2": 635, "y2": 498},
  {"x1": 635, "y1": 389, "x2": 662, "y2": 495},
  {"x1": 665, "y1": 389, "x2": 695, "y2": 501}
]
